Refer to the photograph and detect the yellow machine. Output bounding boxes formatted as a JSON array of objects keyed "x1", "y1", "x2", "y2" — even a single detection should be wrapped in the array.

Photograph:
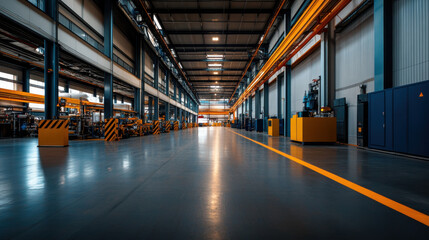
[
  {"x1": 38, "y1": 119, "x2": 69, "y2": 147},
  {"x1": 290, "y1": 115, "x2": 336, "y2": 143},
  {"x1": 268, "y1": 118, "x2": 280, "y2": 137}
]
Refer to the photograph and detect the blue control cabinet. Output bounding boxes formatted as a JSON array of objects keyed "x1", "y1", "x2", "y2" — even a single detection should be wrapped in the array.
[{"x1": 368, "y1": 80, "x2": 429, "y2": 157}]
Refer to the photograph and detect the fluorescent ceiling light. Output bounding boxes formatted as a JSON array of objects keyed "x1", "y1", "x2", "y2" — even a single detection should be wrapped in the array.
[
  {"x1": 153, "y1": 15, "x2": 162, "y2": 30},
  {"x1": 207, "y1": 54, "x2": 224, "y2": 58},
  {"x1": 213, "y1": 72, "x2": 219, "y2": 75},
  {"x1": 207, "y1": 58, "x2": 223, "y2": 61},
  {"x1": 212, "y1": 37, "x2": 219, "y2": 41},
  {"x1": 208, "y1": 63, "x2": 222, "y2": 67}
]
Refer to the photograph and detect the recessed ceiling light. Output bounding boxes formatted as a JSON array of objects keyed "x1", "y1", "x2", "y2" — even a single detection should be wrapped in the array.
[
  {"x1": 215, "y1": 93, "x2": 217, "y2": 96},
  {"x1": 208, "y1": 63, "x2": 222, "y2": 67},
  {"x1": 213, "y1": 72, "x2": 219, "y2": 75},
  {"x1": 212, "y1": 37, "x2": 219, "y2": 41},
  {"x1": 207, "y1": 54, "x2": 224, "y2": 58},
  {"x1": 216, "y1": 81, "x2": 218, "y2": 84}
]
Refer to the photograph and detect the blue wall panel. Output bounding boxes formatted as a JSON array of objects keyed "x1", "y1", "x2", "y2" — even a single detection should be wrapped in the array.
[
  {"x1": 408, "y1": 81, "x2": 429, "y2": 157},
  {"x1": 369, "y1": 92, "x2": 385, "y2": 147},
  {"x1": 393, "y1": 87, "x2": 408, "y2": 153}
]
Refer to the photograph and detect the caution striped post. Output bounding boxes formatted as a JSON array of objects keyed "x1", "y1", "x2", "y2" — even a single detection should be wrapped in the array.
[
  {"x1": 174, "y1": 121, "x2": 179, "y2": 131},
  {"x1": 38, "y1": 119, "x2": 69, "y2": 147},
  {"x1": 104, "y1": 119, "x2": 118, "y2": 141},
  {"x1": 165, "y1": 121, "x2": 171, "y2": 133},
  {"x1": 182, "y1": 122, "x2": 187, "y2": 129},
  {"x1": 153, "y1": 120, "x2": 160, "y2": 135}
]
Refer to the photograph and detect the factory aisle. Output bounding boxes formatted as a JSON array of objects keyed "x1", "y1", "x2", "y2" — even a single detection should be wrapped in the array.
[{"x1": 0, "y1": 127, "x2": 429, "y2": 239}]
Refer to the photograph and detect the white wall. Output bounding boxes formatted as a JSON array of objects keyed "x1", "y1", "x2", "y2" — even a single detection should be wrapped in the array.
[
  {"x1": 392, "y1": 0, "x2": 429, "y2": 86},
  {"x1": 335, "y1": 11, "x2": 374, "y2": 144},
  {"x1": 291, "y1": 49, "x2": 321, "y2": 115},
  {"x1": 62, "y1": 0, "x2": 104, "y2": 35},
  {"x1": 251, "y1": 96, "x2": 255, "y2": 118},
  {"x1": 268, "y1": 80, "x2": 277, "y2": 117}
]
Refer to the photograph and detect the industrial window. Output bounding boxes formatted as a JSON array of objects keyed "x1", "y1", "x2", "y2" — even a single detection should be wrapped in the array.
[
  {"x1": 159, "y1": 67, "x2": 167, "y2": 94},
  {"x1": 169, "y1": 79, "x2": 174, "y2": 97},
  {"x1": 29, "y1": 79, "x2": 44, "y2": 95},
  {"x1": 0, "y1": 72, "x2": 17, "y2": 90},
  {"x1": 144, "y1": 52, "x2": 154, "y2": 86}
]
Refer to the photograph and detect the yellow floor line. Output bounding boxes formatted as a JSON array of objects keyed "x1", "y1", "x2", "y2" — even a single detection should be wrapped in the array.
[{"x1": 228, "y1": 129, "x2": 429, "y2": 227}]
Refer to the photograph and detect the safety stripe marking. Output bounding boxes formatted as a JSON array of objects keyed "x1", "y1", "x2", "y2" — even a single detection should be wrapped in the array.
[
  {"x1": 44, "y1": 120, "x2": 53, "y2": 129},
  {"x1": 39, "y1": 120, "x2": 47, "y2": 128},
  {"x1": 228, "y1": 129, "x2": 429, "y2": 227},
  {"x1": 57, "y1": 120, "x2": 64, "y2": 129},
  {"x1": 50, "y1": 120, "x2": 59, "y2": 129}
]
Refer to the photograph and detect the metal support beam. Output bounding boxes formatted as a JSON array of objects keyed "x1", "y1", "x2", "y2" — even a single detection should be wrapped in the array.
[
  {"x1": 22, "y1": 68, "x2": 30, "y2": 93},
  {"x1": 148, "y1": 96, "x2": 153, "y2": 120},
  {"x1": 103, "y1": 0, "x2": 113, "y2": 119},
  {"x1": 154, "y1": 58, "x2": 159, "y2": 89},
  {"x1": 153, "y1": 8, "x2": 283, "y2": 14},
  {"x1": 320, "y1": 20, "x2": 336, "y2": 108},
  {"x1": 277, "y1": 74, "x2": 282, "y2": 119},
  {"x1": 249, "y1": 97, "x2": 253, "y2": 121},
  {"x1": 180, "y1": 59, "x2": 249, "y2": 62},
  {"x1": 374, "y1": 0, "x2": 393, "y2": 90},
  {"x1": 44, "y1": 0, "x2": 59, "y2": 119},
  {"x1": 165, "y1": 30, "x2": 264, "y2": 35},
  {"x1": 44, "y1": 40, "x2": 59, "y2": 119},
  {"x1": 134, "y1": 88, "x2": 140, "y2": 116},
  {"x1": 263, "y1": 81, "x2": 269, "y2": 132},
  {"x1": 165, "y1": 102, "x2": 170, "y2": 120},
  {"x1": 255, "y1": 89, "x2": 261, "y2": 120},
  {"x1": 284, "y1": 10, "x2": 291, "y2": 137},
  {"x1": 139, "y1": 39, "x2": 146, "y2": 121},
  {"x1": 154, "y1": 97, "x2": 159, "y2": 120}
]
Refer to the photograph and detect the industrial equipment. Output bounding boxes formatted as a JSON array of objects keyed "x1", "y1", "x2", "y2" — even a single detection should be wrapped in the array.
[
  {"x1": 300, "y1": 77, "x2": 320, "y2": 117},
  {"x1": 333, "y1": 98, "x2": 348, "y2": 143},
  {"x1": 357, "y1": 93, "x2": 368, "y2": 147},
  {"x1": 268, "y1": 118, "x2": 279, "y2": 137},
  {"x1": 290, "y1": 77, "x2": 336, "y2": 144}
]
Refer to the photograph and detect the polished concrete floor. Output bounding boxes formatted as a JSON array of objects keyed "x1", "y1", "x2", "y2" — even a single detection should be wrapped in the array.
[{"x1": 0, "y1": 127, "x2": 428, "y2": 239}]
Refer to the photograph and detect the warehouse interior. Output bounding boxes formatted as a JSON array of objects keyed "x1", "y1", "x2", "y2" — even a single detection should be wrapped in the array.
[{"x1": 0, "y1": 0, "x2": 429, "y2": 238}]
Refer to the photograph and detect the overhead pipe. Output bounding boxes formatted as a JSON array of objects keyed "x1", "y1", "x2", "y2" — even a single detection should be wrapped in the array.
[
  {"x1": 229, "y1": 0, "x2": 287, "y2": 103},
  {"x1": 230, "y1": 0, "x2": 351, "y2": 111}
]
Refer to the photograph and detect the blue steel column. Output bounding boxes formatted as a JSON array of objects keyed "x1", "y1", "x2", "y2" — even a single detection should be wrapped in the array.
[
  {"x1": 263, "y1": 81, "x2": 269, "y2": 132},
  {"x1": 154, "y1": 97, "x2": 159, "y2": 120},
  {"x1": 255, "y1": 88, "x2": 261, "y2": 120},
  {"x1": 103, "y1": 0, "x2": 113, "y2": 119},
  {"x1": 44, "y1": 0, "x2": 59, "y2": 119},
  {"x1": 134, "y1": 35, "x2": 142, "y2": 118},
  {"x1": 284, "y1": 10, "x2": 292, "y2": 137},
  {"x1": 320, "y1": 20, "x2": 335, "y2": 108},
  {"x1": 374, "y1": 0, "x2": 393, "y2": 90},
  {"x1": 22, "y1": 68, "x2": 30, "y2": 109},
  {"x1": 140, "y1": 41, "x2": 146, "y2": 122},
  {"x1": 277, "y1": 75, "x2": 282, "y2": 119}
]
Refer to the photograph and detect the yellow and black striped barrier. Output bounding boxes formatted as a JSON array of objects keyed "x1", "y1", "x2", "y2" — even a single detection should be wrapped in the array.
[
  {"x1": 188, "y1": 123, "x2": 192, "y2": 128},
  {"x1": 104, "y1": 118, "x2": 118, "y2": 141},
  {"x1": 194, "y1": 123, "x2": 198, "y2": 128},
  {"x1": 38, "y1": 119, "x2": 69, "y2": 147},
  {"x1": 182, "y1": 122, "x2": 187, "y2": 129},
  {"x1": 164, "y1": 121, "x2": 171, "y2": 133},
  {"x1": 153, "y1": 120, "x2": 160, "y2": 135},
  {"x1": 174, "y1": 121, "x2": 179, "y2": 131}
]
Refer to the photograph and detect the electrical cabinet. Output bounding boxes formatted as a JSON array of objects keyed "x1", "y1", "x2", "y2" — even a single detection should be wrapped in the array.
[
  {"x1": 268, "y1": 119, "x2": 279, "y2": 137},
  {"x1": 368, "y1": 80, "x2": 429, "y2": 157}
]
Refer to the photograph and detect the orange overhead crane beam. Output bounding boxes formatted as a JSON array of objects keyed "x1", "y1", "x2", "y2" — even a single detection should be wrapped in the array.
[
  {"x1": 0, "y1": 88, "x2": 136, "y2": 113},
  {"x1": 230, "y1": 0, "x2": 351, "y2": 112},
  {"x1": 198, "y1": 111, "x2": 229, "y2": 116}
]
